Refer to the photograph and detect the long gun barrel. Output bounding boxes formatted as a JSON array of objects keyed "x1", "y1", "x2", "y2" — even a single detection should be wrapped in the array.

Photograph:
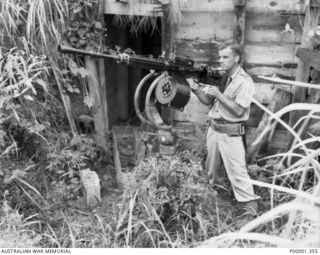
[
  {"x1": 58, "y1": 45, "x2": 224, "y2": 130},
  {"x1": 57, "y1": 45, "x2": 221, "y2": 79},
  {"x1": 58, "y1": 45, "x2": 119, "y2": 60}
]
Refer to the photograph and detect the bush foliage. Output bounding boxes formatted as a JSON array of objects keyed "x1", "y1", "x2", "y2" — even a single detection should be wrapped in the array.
[{"x1": 0, "y1": 0, "x2": 319, "y2": 249}]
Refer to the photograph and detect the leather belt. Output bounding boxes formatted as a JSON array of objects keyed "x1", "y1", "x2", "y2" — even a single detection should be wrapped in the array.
[{"x1": 210, "y1": 119, "x2": 245, "y2": 136}]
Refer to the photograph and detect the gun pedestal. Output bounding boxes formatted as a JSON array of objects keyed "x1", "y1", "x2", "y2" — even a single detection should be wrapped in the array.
[
  {"x1": 135, "y1": 71, "x2": 189, "y2": 157},
  {"x1": 154, "y1": 75, "x2": 191, "y2": 156},
  {"x1": 158, "y1": 129, "x2": 177, "y2": 156}
]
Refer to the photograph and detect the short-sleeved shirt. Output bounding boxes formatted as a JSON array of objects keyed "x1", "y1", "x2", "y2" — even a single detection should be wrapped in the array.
[{"x1": 207, "y1": 67, "x2": 255, "y2": 122}]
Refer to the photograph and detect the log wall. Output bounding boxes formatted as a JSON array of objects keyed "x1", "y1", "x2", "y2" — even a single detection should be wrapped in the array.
[
  {"x1": 103, "y1": 0, "x2": 307, "y2": 152},
  {"x1": 170, "y1": 0, "x2": 305, "y2": 129}
]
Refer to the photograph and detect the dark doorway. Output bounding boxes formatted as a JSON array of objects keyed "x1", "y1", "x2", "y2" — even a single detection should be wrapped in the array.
[{"x1": 104, "y1": 14, "x2": 162, "y2": 125}]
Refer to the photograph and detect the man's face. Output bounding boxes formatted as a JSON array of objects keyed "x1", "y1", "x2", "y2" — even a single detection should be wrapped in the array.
[{"x1": 218, "y1": 47, "x2": 239, "y2": 71}]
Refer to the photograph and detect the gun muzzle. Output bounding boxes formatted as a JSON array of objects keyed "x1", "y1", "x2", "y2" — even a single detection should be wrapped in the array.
[{"x1": 57, "y1": 44, "x2": 118, "y2": 61}]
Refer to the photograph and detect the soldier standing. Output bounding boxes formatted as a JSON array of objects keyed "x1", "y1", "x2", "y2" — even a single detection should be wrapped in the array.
[{"x1": 187, "y1": 43, "x2": 260, "y2": 218}]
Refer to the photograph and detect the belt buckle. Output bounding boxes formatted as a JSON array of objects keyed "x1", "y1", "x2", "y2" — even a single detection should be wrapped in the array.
[
  {"x1": 212, "y1": 122, "x2": 221, "y2": 133},
  {"x1": 239, "y1": 123, "x2": 245, "y2": 135}
]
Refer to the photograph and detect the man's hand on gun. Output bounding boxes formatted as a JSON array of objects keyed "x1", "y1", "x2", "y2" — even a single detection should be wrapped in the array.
[
  {"x1": 186, "y1": 78, "x2": 220, "y2": 98},
  {"x1": 204, "y1": 86, "x2": 220, "y2": 97},
  {"x1": 186, "y1": 78, "x2": 200, "y2": 92}
]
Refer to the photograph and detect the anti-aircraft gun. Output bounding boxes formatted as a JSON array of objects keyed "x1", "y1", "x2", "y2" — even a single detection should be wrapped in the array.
[{"x1": 58, "y1": 45, "x2": 223, "y2": 131}]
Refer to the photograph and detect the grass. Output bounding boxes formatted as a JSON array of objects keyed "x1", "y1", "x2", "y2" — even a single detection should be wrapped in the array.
[
  {"x1": 0, "y1": 100, "x2": 319, "y2": 248},
  {"x1": 112, "y1": 0, "x2": 188, "y2": 35},
  {"x1": 198, "y1": 96, "x2": 320, "y2": 248},
  {"x1": 0, "y1": 0, "x2": 319, "y2": 249},
  {"x1": 0, "y1": 0, "x2": 68, "y2": 53},
  {"x1": 0, "y1": 200, "x2": 42, "y2": 248}
]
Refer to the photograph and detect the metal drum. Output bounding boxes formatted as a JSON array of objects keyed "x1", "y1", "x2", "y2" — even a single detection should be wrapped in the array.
[{"x1": 154, "y1": 75, "x2": 190, "y2": 110}]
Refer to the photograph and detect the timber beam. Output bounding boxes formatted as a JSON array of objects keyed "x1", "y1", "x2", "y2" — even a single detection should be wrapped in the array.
[
  {"x1": 296, "y1": 47, "x2": 320, "y2": 72},
  {"x1": 289, "y1": 5, "x2": 319, "y2": 128},
  {"x1": 233, "y1": 0, "x2": 247, "y2": 46}
]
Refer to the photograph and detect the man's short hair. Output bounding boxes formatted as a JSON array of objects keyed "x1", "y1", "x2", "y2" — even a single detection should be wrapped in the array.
[{"x1": 219, "y1": 42, "x2": 243, "y2": 64}]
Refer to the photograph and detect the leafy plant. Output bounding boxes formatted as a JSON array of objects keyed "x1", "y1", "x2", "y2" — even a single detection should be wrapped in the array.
[
  {"x1": 0, "y1": 48, "x2": 48, "y2": 118},
  {"x1": 63, "y1": 7, "x2": 106, "y2": 51},
  {"x1": 0, "y1": 0, "x2": 68, "y2": 53},
  {"x1": 0, "y1": 47, "x2": 52, "y2": 160},
  {"x1": 70, "y1": 135, "x2": 98, "y2": 160},
  {"x1": 113, "y1": 153, "x2": 226, "y2": 247}
]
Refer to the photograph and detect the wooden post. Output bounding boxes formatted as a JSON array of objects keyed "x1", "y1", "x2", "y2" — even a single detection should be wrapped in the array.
[
  {"x1": 247, "y1": 88, "x2": 292, "y2": 163},
  {"x1": 161, "y1": 2, "x2": 176, "y2": 125},
  {"x1": 98, "y1": 59, "x2": 109, "y2": 130},
  {"x1": 111, "y1": 130, "x2": 123, "y2": 189},
  {"x1": 289, "y1": 70, "x2": 320, "y2": 153},
  {"x1": 98, "y1": 0, "x2": 110, "y2": 131},
  {"x1": 50, "y1": 57, "x2": 78, "y2": 137},
  {"x1": 117, "y1": 31, "x2": 129, "y2": 121},
  {"x1": 129, "y1": 34, "x2": 143, "y2": 116},
  {"x1": 296, "y1": 47, "x2": 320, "y2": 71},
  {"x1": 233, "y1": 0, "x2": 247, "y2": 47},
  {"x1": 289, "y1": 6, "x2": 319, "y2": 127},
  {"x1": 85, "y1": 57, "x2": 108, "y2": 150}
]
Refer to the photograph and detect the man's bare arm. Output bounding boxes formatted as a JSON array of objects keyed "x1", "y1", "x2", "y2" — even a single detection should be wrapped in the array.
[
  {"x1": 205, "y1": 85, "x2": 245, "y2": 117},
  {"x1": 194, "y1": 89, "x2": 213, "y2": 106},
  {"x1": 186, "y1": 78, "x2": 213, "y2": 106}
]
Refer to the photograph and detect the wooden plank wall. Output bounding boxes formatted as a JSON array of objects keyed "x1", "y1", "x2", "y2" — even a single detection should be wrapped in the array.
[{"x1": 172, "y1": 0, "x2": 305, "y2": 127}]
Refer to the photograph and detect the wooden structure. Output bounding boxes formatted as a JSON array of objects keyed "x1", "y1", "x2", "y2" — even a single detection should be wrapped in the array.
[
  {"x1": 289, "y1": 3, "x2": 320, "y2": 127},
  {"x1": 98, "y1": 0, "x2": 315, "y2": 156}
]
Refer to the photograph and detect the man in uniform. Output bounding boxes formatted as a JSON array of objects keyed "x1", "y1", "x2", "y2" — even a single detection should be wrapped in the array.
[{"x1": 187, "y1": 43, "x2": 260, "y2": 217}]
